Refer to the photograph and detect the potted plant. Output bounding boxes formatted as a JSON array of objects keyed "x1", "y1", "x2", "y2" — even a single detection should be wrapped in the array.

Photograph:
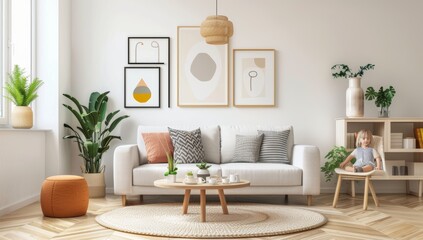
[
  {"x1": 4, "y1": 65, "x2": 43, "y2": 128},
  {"x1": 63, "y1": 91, "x2": 129, "y2": 197},
  {"x1": 163, "y1": 154, "x2": 178, "y2": 182},
  {"x1": 321, "y1": 146, "x2": 353, "y2": 182},
  {"x1": 196, "y1": 162, "x2": 211, "y2": 180},
  {"x1": 331, "y1": 64, "x2": 375, "y2": 118},
  {"x1": 365, "y1": 86, "x2": 396, "y2": 118}
]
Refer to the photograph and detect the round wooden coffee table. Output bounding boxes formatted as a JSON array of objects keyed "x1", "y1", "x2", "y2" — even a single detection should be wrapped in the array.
[{"x1": 154, "y1": 179, "x2": 250, "y2": 222}]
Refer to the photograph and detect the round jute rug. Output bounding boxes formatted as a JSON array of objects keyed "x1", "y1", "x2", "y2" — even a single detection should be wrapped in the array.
[{"x1": 96, "y1": 203, "x2": 327, "y2": 238}]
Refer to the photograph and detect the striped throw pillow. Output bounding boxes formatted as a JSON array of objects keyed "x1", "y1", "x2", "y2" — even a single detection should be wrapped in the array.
[
  {"x1": 258, "y1": 130, "x2": 290, "y2": 164},
  {"x1": 231, "y1": 134, "x2": 264, "y2": 163}
]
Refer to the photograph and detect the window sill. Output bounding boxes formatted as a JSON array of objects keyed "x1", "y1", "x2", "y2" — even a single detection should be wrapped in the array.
[{"x1": 0, "y1": 128, "x2": 51, "y2": 132}]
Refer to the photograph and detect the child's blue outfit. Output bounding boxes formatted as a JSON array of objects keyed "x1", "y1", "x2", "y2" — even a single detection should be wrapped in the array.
[{"x1": 350, "y1": 147, "x2": 380, "y2": 168}]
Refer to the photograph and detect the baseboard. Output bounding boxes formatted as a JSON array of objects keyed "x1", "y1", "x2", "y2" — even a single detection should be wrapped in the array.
[{"x1": 0, "y1": 194, "x2": 40, "y2": 217}]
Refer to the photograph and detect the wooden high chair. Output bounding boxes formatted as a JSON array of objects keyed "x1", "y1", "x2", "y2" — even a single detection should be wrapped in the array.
[{"x1": 332, "y1": 136, "x2": 386, "y2": 210}]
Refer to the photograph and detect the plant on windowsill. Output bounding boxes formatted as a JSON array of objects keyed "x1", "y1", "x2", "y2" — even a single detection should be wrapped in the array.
[
  {"x1": 4, "y1": 65, "x2": 43, "y2": 129},
  {"x1": 196, "y1": 162, "x2": 211, "y2": 180},
  {"x1": 321, "y1": 146, "x2": 354, "y2": 182},
  {"x1": 365, "y1": 86, "x2": 396, "y2": 118},
  {"x1": 63, "y1": 91, "x2": 129, "y2": 197}
]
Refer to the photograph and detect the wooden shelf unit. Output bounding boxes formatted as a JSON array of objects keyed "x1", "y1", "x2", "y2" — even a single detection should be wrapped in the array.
[{"x1": 336, "y1": 117, "x2": 423, "y2": 197}]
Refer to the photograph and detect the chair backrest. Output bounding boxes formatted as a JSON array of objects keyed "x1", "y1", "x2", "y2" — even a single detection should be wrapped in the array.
[{"x1": 372, "y1": 135, "x2": 386, "y2": 172}]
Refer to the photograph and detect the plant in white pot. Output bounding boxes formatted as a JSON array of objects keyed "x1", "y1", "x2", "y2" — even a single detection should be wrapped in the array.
[
  {"x1": 63, "y1": 91, "x2": 129, "y2": 197},
  {"x1": 4, "y1": 65, "x2": 43, "y2": 128},
  {"x1": 331, "y1": 64, "x2": 375, "y2": 118},
  {"x1": 196, "y1": 162, "x2": 211, "y2": 180}
]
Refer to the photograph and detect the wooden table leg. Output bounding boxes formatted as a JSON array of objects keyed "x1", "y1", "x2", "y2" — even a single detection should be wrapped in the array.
[
  {"x1": 363, "y1": 176, "x2": 369, "y2": 210},
  {"x1": 419, "y1": 180, "x2": 423, "y2": 197},
  {"x1": 200, "y1": 189, "x2": 206, "y2": 222},
  {"x1": 218, "y1": 189, "x2": 228, "y2": 214},
  {"x1": 332, "y1": 174, "x2": 342, "y2": 208},
  {"x1": 351, "y1": 180, "x2": 356, "y2": 197},
  {"x1": 368, "y1": 179, "x2": 379, "y2": 207},
  {"x1": 182, "y1": 189, "x2": 191, "y2": 214}
]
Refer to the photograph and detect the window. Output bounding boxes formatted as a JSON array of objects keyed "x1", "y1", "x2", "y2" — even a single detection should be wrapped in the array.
[{"x1": 0, "y1": 0, "x2": 33, "y2": 125}]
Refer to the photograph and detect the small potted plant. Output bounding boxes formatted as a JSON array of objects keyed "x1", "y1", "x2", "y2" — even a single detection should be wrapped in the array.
[
  {"x1": 4, "y1": 65, "x2": 43, "y2": 128},
  {"x1": 321, "y1": 146, "x2": 353, "y2": 182},
  {"x1": 184, "y1": 171, "x2": 195, "y2": 184},
  {"x1": 164, "y1": 154, "x2": 178, "y2": 182},
  {"x1": 365, "y1": 86, "x2": 396, "y2": 118},
  {"x1": 331, "y1": 64, "x2": 375, "y2": 118},
  {"x1": 196, "y1": 162, "x2": 211, "y2": 180}
]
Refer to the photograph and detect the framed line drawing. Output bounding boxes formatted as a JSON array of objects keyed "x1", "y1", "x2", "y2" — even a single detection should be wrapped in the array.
[
  {"x1": 177, "y1": 26, "x2": 229, "y2": 107},
  {"x1": 124, "y1": 67, "x2": 160, "y2": 108},
  {"x1": 128, "y1": 37, "x2": 169, "y2": 64},
  {"x1": 233, "y1": 49, "x2": 276, "y2": 107}
]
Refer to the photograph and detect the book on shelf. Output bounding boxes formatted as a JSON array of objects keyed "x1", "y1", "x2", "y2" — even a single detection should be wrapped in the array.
[{"x1": 414, "y1": 128, "x2": 423, "y2": 148}]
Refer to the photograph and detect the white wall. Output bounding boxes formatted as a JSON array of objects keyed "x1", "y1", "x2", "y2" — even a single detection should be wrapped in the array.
[{"x1": 70, "y1": 0, "x2": 423, "y2": 192}]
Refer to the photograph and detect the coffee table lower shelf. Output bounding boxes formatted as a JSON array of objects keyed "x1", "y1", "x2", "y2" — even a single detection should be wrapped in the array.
[{"x1": 154, "y1": 179, "x2": 250, "y2": 222}]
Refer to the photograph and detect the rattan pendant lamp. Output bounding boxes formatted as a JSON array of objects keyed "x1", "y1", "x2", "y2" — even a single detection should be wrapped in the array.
[{"x1": 200, "y1": 0, "x2": 233, "y2": 45}]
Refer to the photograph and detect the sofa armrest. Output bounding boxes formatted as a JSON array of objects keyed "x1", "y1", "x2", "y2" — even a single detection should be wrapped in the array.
[
  {"x1": 113, "y1": 144, "x2": 140, "y2": 195},
  {"x1": 292, "y1": 144, "x2": 321, "y2": 195}
]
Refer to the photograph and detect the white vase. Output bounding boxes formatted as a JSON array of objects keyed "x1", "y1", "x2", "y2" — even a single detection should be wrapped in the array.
[
  {"x1": 83, "y1": 172, "x2": 106, "y2": 198},
  {"x1": 11, "y1": 106, "x2": 33, "y2": 129},
  {"x1": 346, "y1": 77, "x2": 364, "y2": 118},
  {"x1": 166, "y1": 174, "x2": 176, "y2": 183},
  {"x1": 197, "y1": 169, "x2": 210, "y2": 181}
]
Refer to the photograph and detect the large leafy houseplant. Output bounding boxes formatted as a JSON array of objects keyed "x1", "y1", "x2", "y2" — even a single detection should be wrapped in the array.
[
  {"x1": 4, "y1": 65, "x2": 43, "y2": 106},
  {"x1": 331, "y1": 64, "x2": 375, "y2": 79},
  {"x1": 365, "y1": 86, "x2": 396, "y2": 117},
  {"x1": 63, "y1": 91, "x2": 129, "y2": 173},
  {"x1": 321, "y1": 146, "x2": 354, "y2": 182}
]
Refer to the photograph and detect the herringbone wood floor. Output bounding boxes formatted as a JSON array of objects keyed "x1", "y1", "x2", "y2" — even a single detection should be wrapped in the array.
[{"x1": 0, "y1": 193, "x2": 422, "y2": 240}]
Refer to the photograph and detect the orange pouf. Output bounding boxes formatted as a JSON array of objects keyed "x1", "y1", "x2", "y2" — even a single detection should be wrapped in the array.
[{"x1": 40, "y1": 175, "x2": 89, "y2": 218}]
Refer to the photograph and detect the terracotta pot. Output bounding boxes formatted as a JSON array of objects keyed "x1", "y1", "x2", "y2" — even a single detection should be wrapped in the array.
[
  {"x1": 83, "y1": 172, "x2": 106, "y2": 198},
  {"x1": 11, "y1": 106, "x2": 33, "y2": 129},
  {"x1": 346, "y1": 77, "x2": 364, "y2": 118}
]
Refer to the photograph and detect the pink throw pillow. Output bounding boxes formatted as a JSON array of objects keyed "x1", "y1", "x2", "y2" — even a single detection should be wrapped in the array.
[{"x1": 142, "y1": 132, "x2": 174, "y2": 163}]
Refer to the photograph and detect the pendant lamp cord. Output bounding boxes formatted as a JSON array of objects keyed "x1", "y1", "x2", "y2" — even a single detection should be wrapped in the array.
[{"x1": 215, "y1": 0, "x2": 218, "y2": 16}]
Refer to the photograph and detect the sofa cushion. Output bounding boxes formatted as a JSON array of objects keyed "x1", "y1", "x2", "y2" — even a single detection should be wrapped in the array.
[
  {"x1": 168, "y1": 128, "x2": 205, "y2": 163},
  {"x1": 231, "y1": 134, "x2": 264, "y2": 163},
  {"x1": 137, "y1": 125, "x2": 220, "y2": 164},
  {"x1": 133, "y1": 164, "x2": 222, "y2": 186},
  {"x1": 220, "y1": 125, "x2": 294, "y2": 164},
  {"x1": 220, "y1": 163, "x2": 302, "y2": 186},
  {"x1": 258, "y1": 130, "x2": 290, "y2": 164},
  {"x1": 142, "y1": 132, "x2": 174, "y2": 163}
]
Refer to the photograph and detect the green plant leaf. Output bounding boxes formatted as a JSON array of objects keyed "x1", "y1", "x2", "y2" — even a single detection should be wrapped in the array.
[{"x1": 108, "y1": 115, "x2": 129, "y2": 132}]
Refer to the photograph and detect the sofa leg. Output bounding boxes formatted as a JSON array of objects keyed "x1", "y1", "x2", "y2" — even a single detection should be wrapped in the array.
[
  {"x1": 284, "y1": 195, "x2": 288, "y2": 204},
  {"x1": 122, "y1": 195, "x2": 127, "y2": 206},
  {"x1": 139, "y1": 195, "x2": 144, "y2": 203},
  {"x1": 307, "y1": 195, "x2": 312, "y2": 206}
]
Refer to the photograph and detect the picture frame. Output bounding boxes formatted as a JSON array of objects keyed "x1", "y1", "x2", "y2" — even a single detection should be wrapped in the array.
[
  {"x1": 233, "y1": 49, "x2": 276, "y2": 107},
  {"x1": 177, "y1": 26, "x2": 229, "y2": 107},
  {"x1": 128, "y1": 37, "x2": 170, "y2": 108},
  {"x1": 124, "y1": 67, "x2": 160, "y2": 108}
]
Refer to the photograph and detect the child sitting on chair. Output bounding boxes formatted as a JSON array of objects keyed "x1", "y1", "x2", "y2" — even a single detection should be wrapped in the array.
[{"x1": 340, "y1": 129, "x2": 382, "y2": 172}]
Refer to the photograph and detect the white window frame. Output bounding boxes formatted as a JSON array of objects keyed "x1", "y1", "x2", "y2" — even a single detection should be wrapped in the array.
[
  {"x1": 0, "y1": 0, "x2": 10, "y2": 125},
  {"x1": 0, "y1": 0, "x2": 36, "y2": 125}
]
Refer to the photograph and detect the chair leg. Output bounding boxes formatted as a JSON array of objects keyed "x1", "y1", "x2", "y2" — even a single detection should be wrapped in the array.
[
  {"x1": 351, "y1": 180, "x2": 356, "y2": 197},
  {"x1": 363, "y1": 176, "x2": 370, "y2": 210},
  {"x1": 333, "y1": 174, "x2": 342, "y2": 208},
  {"x1": 368, "y1": 180, "x2": 379, "y2": 207}
]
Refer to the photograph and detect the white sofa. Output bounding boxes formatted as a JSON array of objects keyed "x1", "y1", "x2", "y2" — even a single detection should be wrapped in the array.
[{"x1": 114, "y1": 125, "x2": 321, "y2": 206}]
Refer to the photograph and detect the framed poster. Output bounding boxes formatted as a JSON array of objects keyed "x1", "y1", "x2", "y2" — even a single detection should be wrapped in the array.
[
  {"x1": 128, "y1": 37, "x2": 170, "y2": 108},
  {"x1": 233, "y1": 49, "x2": 275, "y2": 107},
  {"x1": 177, "y1": 26, "x2": 229, "y2": 107},
  {"x1": 124, "y1": 67, "x2": 160, "y2": 108}
]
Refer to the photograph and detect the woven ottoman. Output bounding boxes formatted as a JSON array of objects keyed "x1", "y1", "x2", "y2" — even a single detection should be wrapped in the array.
[{"x1": 40, "y1": 175, "x2": 89, "y2": 218}]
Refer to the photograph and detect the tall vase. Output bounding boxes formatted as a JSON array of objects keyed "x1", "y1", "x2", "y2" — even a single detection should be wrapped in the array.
[{"x1": 346, "y1": 77, "x2": 364, "y2": 118}]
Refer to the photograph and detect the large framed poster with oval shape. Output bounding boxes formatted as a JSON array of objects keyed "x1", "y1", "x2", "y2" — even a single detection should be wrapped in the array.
[
  {"x1": 177, "y1": 26, "x2": 229, "y2": 107},
  {"x1": 233, "y1": 49, "x2": 275, "y2": 107}
]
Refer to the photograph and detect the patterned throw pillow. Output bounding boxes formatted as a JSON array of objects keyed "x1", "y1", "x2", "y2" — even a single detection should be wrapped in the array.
[
  {"x1": 231, "y1": 134, "x2": 264, "y2": 163},
  {"x1": 141, "y1": 132, "x2": 174, "y2": 163},
  {"x1": 168, "y1": 128, "x2": 205, "y2": 164},
  {"x1": 258, "y1": 129, "x2": 290, "y2": 164}
]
